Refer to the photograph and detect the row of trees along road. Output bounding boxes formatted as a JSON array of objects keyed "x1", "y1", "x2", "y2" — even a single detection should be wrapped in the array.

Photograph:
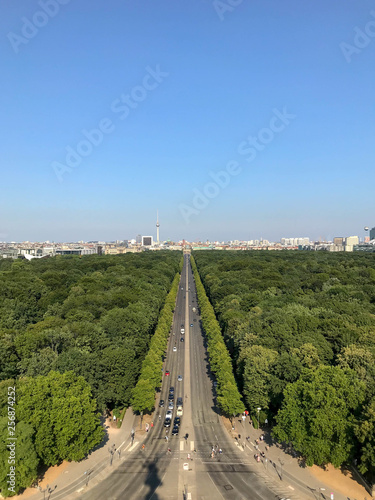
[
  {"x1": 132, "y1": 259, "x2": 182, "y2": 413},
  {"x1": 190, "y1": 256, "x2": 244, "y2": 417},
  {"x1": 0, "y1": 251, "x2": 181, "y2": 496},
  {"x1": 193, "y1": 250, "x2": 375, "y2": 482}
]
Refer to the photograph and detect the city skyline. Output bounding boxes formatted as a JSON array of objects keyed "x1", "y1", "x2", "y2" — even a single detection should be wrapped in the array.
[{"x1": 1, "y1": 1, "x2": 374, "y2": 242}]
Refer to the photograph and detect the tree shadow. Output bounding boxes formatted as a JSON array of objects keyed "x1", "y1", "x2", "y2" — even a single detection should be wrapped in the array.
[{"x1": 339, "y1": 463, "x2": 374, "y2": 498}]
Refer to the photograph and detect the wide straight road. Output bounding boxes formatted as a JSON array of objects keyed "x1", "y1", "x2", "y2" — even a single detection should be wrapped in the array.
[{"x1": 79, "y1": 254, "x2": 278, "y2": 500}]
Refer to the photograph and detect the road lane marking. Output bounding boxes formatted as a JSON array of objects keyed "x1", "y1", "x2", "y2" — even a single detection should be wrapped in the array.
[
  {"x1": 180, "y1": 440, "x2": 184, "y2": 451},
  {"x1": 190, "y1": 441, "x2": 195, "y2": 450}
]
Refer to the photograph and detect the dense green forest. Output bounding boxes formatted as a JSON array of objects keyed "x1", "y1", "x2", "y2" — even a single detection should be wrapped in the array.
[
  {"x1": 193, "y1": 250, "x2": 375, "y2": 476},
  {"x1": 0, "y1": 251, "x2": 181, "y2": 496}
]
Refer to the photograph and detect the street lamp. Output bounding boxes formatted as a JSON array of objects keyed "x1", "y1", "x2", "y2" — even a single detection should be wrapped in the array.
[
  {"x1": 47, "y1": 485, "x2": 56, "y2": 500},
  {"x1": 38, "y1": 484, "x2": 49, "y2": 500},
  {"x1": 257, "y1": 407, "x2": 261, "y2": 429}
]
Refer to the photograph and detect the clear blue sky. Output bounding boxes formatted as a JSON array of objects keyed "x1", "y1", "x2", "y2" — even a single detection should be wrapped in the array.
[{"x1": 1, "y1": 0, "x2": 374, "y2": 242}]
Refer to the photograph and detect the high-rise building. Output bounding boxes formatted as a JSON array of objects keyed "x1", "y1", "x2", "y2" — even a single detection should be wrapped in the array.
[
  {"x1": 136, "y1": 234, "x2": 142, "y2": 245},
  {"x1": 334, "y1": 237, "x2": 344, "y2": 246},
  {"x1": 142, "y1": 236, "x2": 153, "y2": 246},
  {"x1": 370, "y1": 227, "x2": 375, "y2": 241},
  {"x1": 345, "y1": 236, "x2": 359, "y2": 252}
]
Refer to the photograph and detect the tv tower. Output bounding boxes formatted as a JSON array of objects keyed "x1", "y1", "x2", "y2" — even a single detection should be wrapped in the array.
[{"x1": 156, "y1": 210, "x2": 160, "y2": 244}]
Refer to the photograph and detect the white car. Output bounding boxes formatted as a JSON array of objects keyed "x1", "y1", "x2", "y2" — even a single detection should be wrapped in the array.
[
  {"x1": 165, "y1": 410, "x2": 173, "y2": 420},
  {"x1": 177, "y1": 375, "x2": 183, "y2": 382},
  {"x1": 173, "y1": 346, "x2": 177, "y2": 352},
  {"x1": 181, "y1": 329, "x2": 185, "y2": 334},
  {"x1": 168, "y1": 401, "x2": 174, "y2": 409}
]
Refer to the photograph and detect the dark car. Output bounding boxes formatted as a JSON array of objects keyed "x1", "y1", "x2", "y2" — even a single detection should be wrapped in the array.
[
  {"x1": 181, "y1": 324, "x2": 184, "y2": 328},
  {"x1": 164, "y1": 419, "x2": 171, "y2": 428},
  {"x1": 169, "y1": 386, "x2": 174, "y2": 393},
  {"x1": 168, "y1": 394, "x2": 174, "y2": 402},
  {"x1": 159, "y1": 399, "x2": 165, "y2": 407},
  {"x1": 171, "y1": 426, "x2": 179, "y2": 436},
  {"x1": 180, "y1": 337, "x2": 184, "y2": 342},
  {"x1": 174, "y1": 417, "x2": 181, "y2": 426}
]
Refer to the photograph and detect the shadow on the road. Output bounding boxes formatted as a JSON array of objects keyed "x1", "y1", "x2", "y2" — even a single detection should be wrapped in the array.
[{"x1": 144, "y1": 459, "x2": 162, "y2": 500}]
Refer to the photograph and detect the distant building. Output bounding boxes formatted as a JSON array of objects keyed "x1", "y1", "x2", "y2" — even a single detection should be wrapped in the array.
[
  {"x1": 344, "y1": 236, "x2": 359, "y2": 252},
  {"x1": 354, "y1": 243, "x2": 375, "y2": 252},
  {"x1": 142, "y1": 236, "x2": 153, "y2": 246},
  {"x1": 370, "y1": 227, "x2": 375, "y2": 241},
  {"x1": 333, "y1": 237, "x2": 344, "y2": 246},
  {"x1": 0, "y1": 248, "x2": 18, "y2": 259},
  {"x1": 136, "y1": 234, "x2": 142, "y2": 245}
]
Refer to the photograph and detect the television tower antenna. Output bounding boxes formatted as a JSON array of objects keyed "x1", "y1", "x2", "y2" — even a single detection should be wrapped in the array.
[{"x1": 156, "y1": 210, "x2": 160, "y2": 244}]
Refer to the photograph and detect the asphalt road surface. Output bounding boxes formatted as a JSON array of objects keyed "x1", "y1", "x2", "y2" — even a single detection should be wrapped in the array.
[{"x1": 79, "y1": 254, "x2": 277, "y2": 500}]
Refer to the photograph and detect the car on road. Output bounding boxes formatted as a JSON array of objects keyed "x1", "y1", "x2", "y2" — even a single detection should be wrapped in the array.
[
  {"x1": 168, "y1": 393, "x2": 174, "y2": 401},
  {"x1": 180, "y1": 337, "x2": 184, "y2": 342},
  {"x1": 181, "y1": 328, "x2": 185, "y2": 334},
  {"x1": 190, "y1": 324, "x2": 193, "y2": 327},
  {"x1": 174, "y1": 417, "x2": 181, "y2": 426},
  {"x1": 171, "y1": 426, "x2": 179, "y2": 436},
  {"x1": 164, "y1": 419, "x2": 171, "y2": 427},
  {"x1": 159, "y1": 399, "x2": 164, "y2": 407},
  {"x1": 165, "y1": 410, "x2": 172, "y2": 420},
  {"x1": 165, "y1": 370, "x2": 170, "y2": 376},
  {"x1": 173, "y1": 346, "x2": 177, "y2": 352},
  {"x1": 177, "y1": 375, "x2": 183, "y2": 382},
  {"x1": 168, "y1": 401, "x2": 174, "y2": 409},
  {"x1": 169, "y1": 386, "x2": 174, "y2": 392},
  {"x1": 181, "y1": 324, "x2": 184, "y2": 328},
  {"x1": 177, "y1": 407, "x2": 183, "y2": 416}
]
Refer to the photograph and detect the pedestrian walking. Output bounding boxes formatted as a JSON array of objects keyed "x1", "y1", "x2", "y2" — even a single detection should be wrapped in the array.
[
  {"x1": 219, "y1": 448, "x2": 222, "y2": 454},
  {"x1": 142, "y1": 444, "x2": 145, "y2": 451}
]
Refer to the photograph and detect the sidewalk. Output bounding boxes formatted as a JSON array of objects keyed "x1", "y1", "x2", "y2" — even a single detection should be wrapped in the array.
[
  {"x1": 10, "y1": 408, "x2": 144, "y2": 500},
  {"x1": 227, "y1": 415, "x2": 373, "y2": 500}
]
